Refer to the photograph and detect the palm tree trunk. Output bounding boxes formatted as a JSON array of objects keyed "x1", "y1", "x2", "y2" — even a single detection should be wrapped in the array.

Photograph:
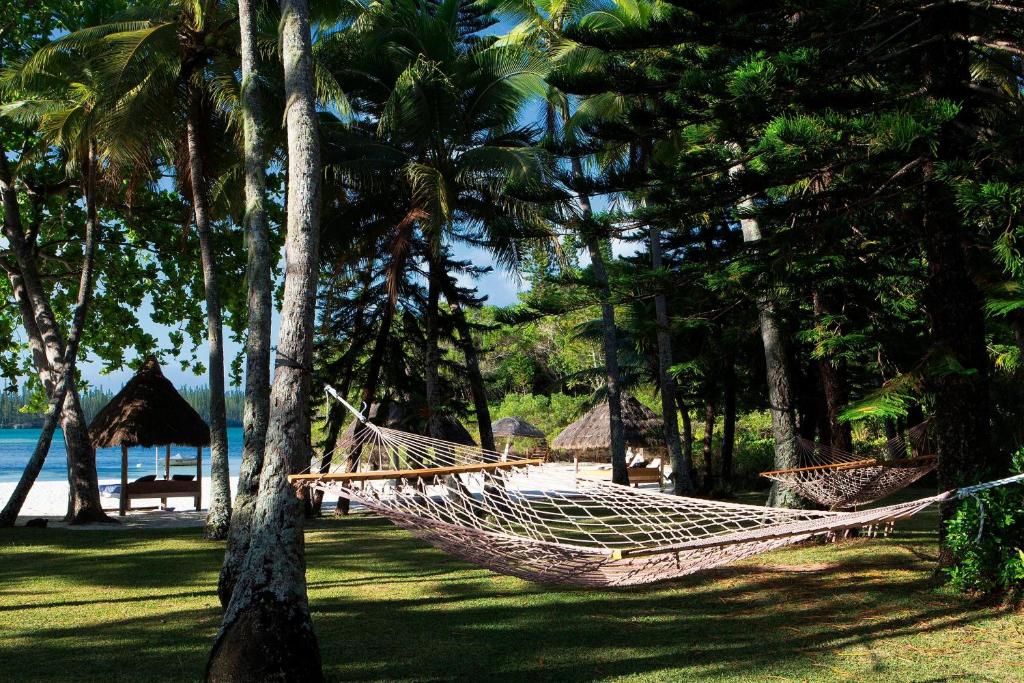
[
  {"x1": 587, "y1": 237, "x2": 628, "y2": 485},
  {"x1": 436, "y1": 268, "x2": 495, "y2": 452},
  {"x1": 728, "y1": 156, "x2": 802, "y2": 508},
  {"x1": 0, "y1": 149, "x2": 109, "y2": 524},
  {"x1": 186, "y1": 103, "x2": 232, "y2": 541},
  {"x1": 0, "y1": 143, "x2": 102, "y2": 526},
  {"x1": 649, "y1": 224, "x2": 692, "y2": 494},
  {"x1": 207, "y1": 0, "x2": 322, "y2": 676},
  {"x1": 218, "y1": 0, "x2": 272, "y2": 607},
  {"x1": 424, "y1": 258, "x2": 444, "y2": 439}
]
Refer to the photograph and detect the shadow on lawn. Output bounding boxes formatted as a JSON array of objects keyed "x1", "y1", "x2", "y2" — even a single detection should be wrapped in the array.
[
  {"x1": 303, "y1": 516, "x2": 1004, "y2": 682},
  {"x1": 0, "y1": 500, "x2": 1008, "y2": 682}
]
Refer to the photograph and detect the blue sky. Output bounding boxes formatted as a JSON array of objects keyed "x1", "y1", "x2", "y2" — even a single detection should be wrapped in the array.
[{"x1": 77, "y1": 243, "x2": 528, "y2": 391}]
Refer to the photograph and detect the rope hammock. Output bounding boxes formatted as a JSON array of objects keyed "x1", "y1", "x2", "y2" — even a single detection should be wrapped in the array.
[
  {"x1": 292, "y1": 391, "x2": 1019, "y2": 587},
  {"x1": 760, "y1": 423, "x2": 938, "y2": 509}
]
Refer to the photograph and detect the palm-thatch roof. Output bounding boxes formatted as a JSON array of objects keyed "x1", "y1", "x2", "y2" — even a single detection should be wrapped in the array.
[
  {"x1": 343, "y1": 400, "x2": 476, "y2": 447},
  {"x1": 492, "y1": 417, "x2": 546, "y2": 440},
  {"x1": 88, "y1": 356, "x2": 210, "y2": 448},
  {"x1": 550, "y1": 394, "x2": 664, "y2": 453}
]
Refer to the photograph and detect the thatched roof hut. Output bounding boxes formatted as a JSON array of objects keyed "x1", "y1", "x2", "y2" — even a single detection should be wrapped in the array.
[
  {"x1": 343, "y1": 400, "x2": 476, "y2": 447},
  {"x1": 550, "y1": 394, "x2": 663, "y2": 457},
  {"x1": 492, "y1": 417, "x2": 545, "y2": 440},
  {"x1": 89, "y1": 356, "x2": 210, "y2": 448}
]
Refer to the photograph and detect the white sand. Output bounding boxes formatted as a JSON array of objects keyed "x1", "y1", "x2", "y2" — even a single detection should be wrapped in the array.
[
  {"x1": 1, "y1": 476, "x2": 344, "y2": 529},
  {"x1": 1, "y1": 461, "x2": 660, "y2": 529}
]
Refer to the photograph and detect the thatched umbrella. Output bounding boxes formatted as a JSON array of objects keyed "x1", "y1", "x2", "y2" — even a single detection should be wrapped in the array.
[
  {"x1": 550, "y1": 394, "x2": 664, "y2": 460},
  {"x1": 491, "y1": 416, "x2": 547, "y2": 460},
  {"x1": 89, "y1": 356, "x2": 209, "y2": 515},
  {"x1": 492, "y1": 417, "x2": 545, "y2": 440}
]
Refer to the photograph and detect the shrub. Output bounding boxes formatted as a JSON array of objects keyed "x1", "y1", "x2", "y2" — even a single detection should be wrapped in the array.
[{"x1": 944, "y1": 449, "x2": 1024, "y2": 596}]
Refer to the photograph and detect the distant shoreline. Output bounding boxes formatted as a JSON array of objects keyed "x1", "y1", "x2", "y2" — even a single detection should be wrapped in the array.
[{"x1": 1, "y1": 420, "x2": 245, "y2": 429}]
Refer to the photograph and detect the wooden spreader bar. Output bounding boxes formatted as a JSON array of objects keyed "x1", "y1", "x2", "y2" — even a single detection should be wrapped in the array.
[
  {"x1": 289, "y1": 458, "x2": 543, "y2": 485},
  {"x1": 761, "y1": 454, "x2": 936, "y2": 477}
]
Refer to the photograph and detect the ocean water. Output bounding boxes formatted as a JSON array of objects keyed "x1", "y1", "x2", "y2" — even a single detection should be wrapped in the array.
[{"x1": 0, "y1": 427, "x2": 245, "y2": 483}]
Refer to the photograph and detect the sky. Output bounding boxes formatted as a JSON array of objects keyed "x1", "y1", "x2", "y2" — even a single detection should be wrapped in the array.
[{"x1": 76, "y1": 243, "x2": 529, "y2": 391}]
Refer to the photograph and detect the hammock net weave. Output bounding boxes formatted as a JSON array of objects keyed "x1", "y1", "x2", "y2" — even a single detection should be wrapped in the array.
[
  {"x1": 292, "y1": 397, "x2": 1018, "y2": 587},
  {"x1": 760, "y1": 423, "x2": 938, "y2": 509}
]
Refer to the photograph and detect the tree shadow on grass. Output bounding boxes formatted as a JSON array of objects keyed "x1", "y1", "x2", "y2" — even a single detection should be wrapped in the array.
[
  {"x1": 305, "y1": 517, "x2": 1009, "y2": 682},
  {"x1": 0, "y1": 506, "x2": 1012, "y2": 682}
]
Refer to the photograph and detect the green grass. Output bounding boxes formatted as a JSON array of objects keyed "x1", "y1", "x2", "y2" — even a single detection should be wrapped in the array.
[{"x1": 1, "y1": 492, "x2": 1022, "y2": 682}]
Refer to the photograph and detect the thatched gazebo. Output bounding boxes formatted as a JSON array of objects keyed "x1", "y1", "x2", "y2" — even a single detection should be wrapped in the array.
[
  {"x1": 550, "y1": 394, "x2": 664, "y2": 461},
  {"x1": 492, "y1": 417, "x2": 545, "y2": 440},
  {"x1": 89, "y1": 356, "x2": 210, "y2": 515},
  {"x1": 491, "y1": 417, "x2": 547, "y2": 459}
]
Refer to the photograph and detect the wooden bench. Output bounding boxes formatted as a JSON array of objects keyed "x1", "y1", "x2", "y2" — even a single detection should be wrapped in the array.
[
  {"x1": 121, "y1": 479, "x2": 201, "y2": 512},
  {"x1": 117, "y1": 445, "x2": 203, "y2": 515},
  {"x1": 575, "y1": 461, "x2": 666, "y2": 490}
]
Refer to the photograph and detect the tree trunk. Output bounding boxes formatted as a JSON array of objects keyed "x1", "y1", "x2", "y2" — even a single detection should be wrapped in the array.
[
  {"x1": 1011, "y1": 313, "x2": 1024, "y2": 357},
  {"x1": 812, "y1": 291, "x2": 852, "y2": 453},
  {"x1": 207, "y1": 0, "x2": 322, "y2": 676},
  {"x1": 186, "y1": 105, "x2": 232, "y2": 541},
  {"x1": 0, "y1": 143, "x2": 102, "y2": 526},
  {"x1": 218, "y1": 0, "x2": 273, "y2": 606},
  {"x1": 676, "y1": 394, "x2": 695, "y2": 487},
  {"x1": 650, "y1": 223, "x2": 693, "y2": 494},
  {"x1": 586, "y1": 236, "x2": 628, "y2": 485},
  {"x1": 919, "y1": 3, "x2": 1002, "y2": 560},
  {"x1": 0, "y1": 149, "x2": 109, "y2": 524},
  {"x1": 728, "y1": 155, "x2": 802, "y2": 508},
  {"x1": 437, "y1": 269, "x2": 495, "y2": 452},
  {"x1": 701, "y1": 397, "x2": 716, "y2": 492},
  {"x1": 336, "y1": 301, "x2": 396, "y2": 516},
  {"x1": 424, "y1": 258, "x2": 444, "y2": 439},
  {"x1": 563, "y1": 108, "x2": 627, "y2": 483},
  {"x1": 721, "y1": 353, "x2": 737, "y2": 490}
]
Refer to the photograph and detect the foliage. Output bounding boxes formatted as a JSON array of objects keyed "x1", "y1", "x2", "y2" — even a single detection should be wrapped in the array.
[
  {"x1": 490, "y1": 391, "x2": 589, "y2": 438},
  {"x1": 944, "y1": 450, "x2": 1024, "y2": 595}
]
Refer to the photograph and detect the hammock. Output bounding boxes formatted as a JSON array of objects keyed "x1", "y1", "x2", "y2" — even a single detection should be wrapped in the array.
[
  {"x1": 292, "y1": 392, "x2": 1019, "y2": 587},
  {"x1": 760, "y1": 423, "x2": 938, "y2": 509}
]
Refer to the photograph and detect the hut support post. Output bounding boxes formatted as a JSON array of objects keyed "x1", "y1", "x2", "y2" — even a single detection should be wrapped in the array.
[
  {"x1": 162, "y1": 444, "x2": 171, "y2": 508},
  {"x1": 119, "y1": 445, "x2": 128, "y2": 516},
  {"x1": 196, "y1": 447, "x2": 202, "y2": 511}
]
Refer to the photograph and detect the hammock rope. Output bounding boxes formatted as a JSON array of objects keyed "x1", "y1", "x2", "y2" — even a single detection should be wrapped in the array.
[
  {"x1": 759, "y1": 423, "x2": 938, "y2": 509},
  {"x1": 293, "y1": 392, "x2": 1021, "y2": 587}
]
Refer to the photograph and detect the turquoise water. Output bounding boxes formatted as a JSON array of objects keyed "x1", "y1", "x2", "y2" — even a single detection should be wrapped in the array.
[{"x1": 0, "y1": 427, "x2": 245, "y2": 483}]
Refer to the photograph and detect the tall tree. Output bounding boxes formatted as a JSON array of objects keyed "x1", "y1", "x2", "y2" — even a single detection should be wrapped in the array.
[
  {"x1": 218, "y1": 0, "x2": 274, "y2": 606},
  {"x1": 207, "y1": 0, "x2": 322, "y2": 676},
  {"x1": 53, "y1": 0, "x2": 244, "y2": 537}
]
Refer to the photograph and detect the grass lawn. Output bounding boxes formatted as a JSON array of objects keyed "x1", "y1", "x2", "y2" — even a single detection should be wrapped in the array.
[{"x1": 1, "y1": 490, "x2": 1022, "y2": 682}]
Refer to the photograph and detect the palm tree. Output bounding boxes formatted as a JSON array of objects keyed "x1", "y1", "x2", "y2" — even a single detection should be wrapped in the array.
[
  {"x1": 0, "y1": 18, "x2": 122, "y2": 524},
  {"x1": 207, "y1": 0, "x2": 323, "y2": 676},
  {"x1": 320, "y1": 0, "x2": 557, "y2": 444},
  {"x1": 218, "y1": 0, "x2": 274, "y2": 607},
  {"x1": 45, "y1": 0, "x2": 242, "y2": 537}
]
